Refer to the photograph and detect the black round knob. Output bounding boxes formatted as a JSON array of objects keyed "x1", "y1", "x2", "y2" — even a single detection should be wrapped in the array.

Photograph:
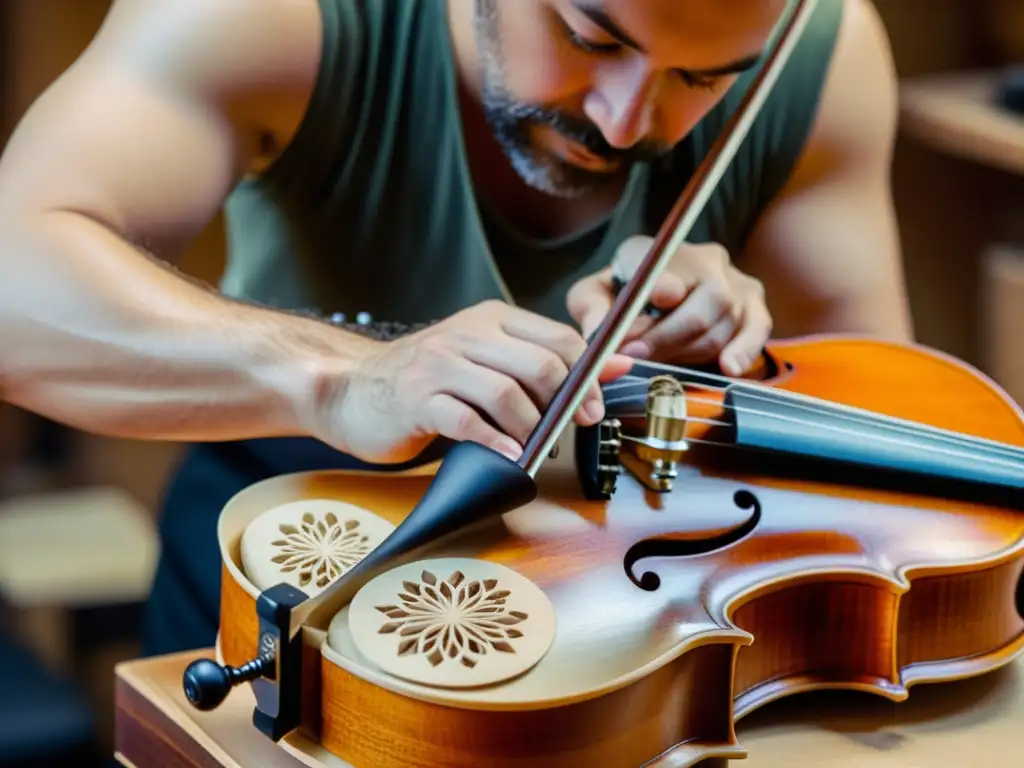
[
  {"x1": 182, "y1": 658, "x2": 232, "y2": 711},
  {"x1": 182, "y1": 653, "x2": 276, "y2": 712}
]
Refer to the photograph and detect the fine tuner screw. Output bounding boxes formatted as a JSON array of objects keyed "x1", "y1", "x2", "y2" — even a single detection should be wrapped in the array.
[{"x1": 182, "y1": 652, "x2": 275, "y2": 711}]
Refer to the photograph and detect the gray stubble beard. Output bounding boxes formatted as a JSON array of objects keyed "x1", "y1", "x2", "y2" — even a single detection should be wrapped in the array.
[{"x1": 471, "y1": 0, "x2": 601, "y2": 199}]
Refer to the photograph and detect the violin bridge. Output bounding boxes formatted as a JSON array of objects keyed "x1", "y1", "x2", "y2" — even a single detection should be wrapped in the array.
[
  {"x1": 594, "y1": 418, "x2": 624, "y2": 497},
  {"x1": 621, "y1": 375, "x2": 690, "y2": 493}
]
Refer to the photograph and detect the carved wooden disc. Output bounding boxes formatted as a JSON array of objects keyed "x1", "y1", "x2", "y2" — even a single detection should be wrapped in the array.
[
  {"x1": 346, "y1": 558, "x2": 557, "y2": 689},
  {"x1": 240, "y1": 499, "x2": 395, "y2": 597}
]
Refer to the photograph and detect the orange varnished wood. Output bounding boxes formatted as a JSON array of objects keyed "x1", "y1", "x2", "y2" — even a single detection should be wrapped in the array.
[
  {"x1": 214, "y1": 337, "x2": 1024, "y2": 768},
  {"x1": 767, "y1": 337, "x2": 1024, "y2": 442},
  {"x1": 321, "y1": 644, "x2": 738, "y2": 768},
  {"x1": 219, "y1": 563, "x2": 324, "y2": 738},
  {"x1": 219, "y1": 562, "x2": 257, "y2": 669}
]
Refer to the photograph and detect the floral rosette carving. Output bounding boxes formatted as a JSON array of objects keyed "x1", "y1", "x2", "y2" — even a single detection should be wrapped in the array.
[
  {"x1": 374, "y1": 569, "x2": 528, "y2": 668},
  {"x1": 270, "y1": 511, "x2": 373, "y2": 589}
]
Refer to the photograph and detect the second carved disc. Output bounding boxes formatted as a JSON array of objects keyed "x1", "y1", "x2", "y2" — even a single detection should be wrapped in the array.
[{"x1": 347, "y1": 557, "x2": 557, "y2": 689}]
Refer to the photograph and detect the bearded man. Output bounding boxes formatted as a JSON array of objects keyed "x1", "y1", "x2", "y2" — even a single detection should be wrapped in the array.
[{"x1": 0, "y1": 0, "x2": 911, "y2": 656}]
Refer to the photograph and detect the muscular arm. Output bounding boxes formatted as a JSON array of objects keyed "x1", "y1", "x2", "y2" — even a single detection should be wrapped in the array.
[
  {"x1": 739, "y1": 0, "x2": 914, "y2": 341},
  {"x1": 0, "y1": 0, "x2": 373, "y2": 443}
]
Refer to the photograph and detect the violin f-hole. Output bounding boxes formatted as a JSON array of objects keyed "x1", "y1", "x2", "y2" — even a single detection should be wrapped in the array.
[
  {"x1": 1016, "y1": 563, "x2": 1024, "y2": 622},
  {"x1": 622, "y1": 490, "x2": 763, "y2": 591}
]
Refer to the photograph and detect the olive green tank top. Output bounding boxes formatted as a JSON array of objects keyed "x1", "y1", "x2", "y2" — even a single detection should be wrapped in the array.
[{"x1": 219, "y1": 0, "x2": 844, "y2": 326}]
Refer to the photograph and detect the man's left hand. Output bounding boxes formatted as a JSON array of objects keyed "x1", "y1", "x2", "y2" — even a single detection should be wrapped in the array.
[{"x1": 567, "y1": 236, "x2": 773, "y2": 377}]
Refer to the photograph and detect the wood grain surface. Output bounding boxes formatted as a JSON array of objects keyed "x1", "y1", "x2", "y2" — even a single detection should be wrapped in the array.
[{"x1": 114, "y1": 649, "x2": 1024, "y2": 767}]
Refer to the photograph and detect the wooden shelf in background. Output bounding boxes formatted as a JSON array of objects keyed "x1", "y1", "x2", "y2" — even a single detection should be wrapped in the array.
[{"x1": 900, "y1": 69, "x2": 1024, "y2": 176}]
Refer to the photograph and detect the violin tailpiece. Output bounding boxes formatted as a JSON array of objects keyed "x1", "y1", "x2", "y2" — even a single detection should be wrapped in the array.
[
  {"x1": 298, "y1": 440, "x2": 539, "y2": 631},
  {"x1": 341, "y1": 557, "x2": 557, "y2": 689}
]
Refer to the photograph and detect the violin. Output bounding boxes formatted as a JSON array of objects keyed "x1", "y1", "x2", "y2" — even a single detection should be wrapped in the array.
[{"x1": 179, "y1": 1, "x2": 1024, "y2": 765}]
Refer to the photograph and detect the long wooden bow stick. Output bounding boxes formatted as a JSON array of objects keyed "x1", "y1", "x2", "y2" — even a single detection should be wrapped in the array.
[{"x1": 518, "y1": 0, "x2": 821, "y2": 476}]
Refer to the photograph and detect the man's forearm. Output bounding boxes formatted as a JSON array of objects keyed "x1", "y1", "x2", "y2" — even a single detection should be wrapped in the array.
[{"x1": 0, "y1": 210, "x2": 372, "y2": 445}]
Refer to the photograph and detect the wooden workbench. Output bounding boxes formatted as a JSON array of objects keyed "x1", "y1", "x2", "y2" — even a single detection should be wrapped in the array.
[
  {"x1": 115, "y1": 649, "x2": 1024, "y2": 767},
  {"x1": 900, "y1": 69, "x2": 1024, "y2": 178}
]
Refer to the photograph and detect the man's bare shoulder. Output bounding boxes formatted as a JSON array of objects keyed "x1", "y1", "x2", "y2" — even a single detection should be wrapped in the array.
[
  {"x1": 0, "y1": 0, "x2": 325, "y2": 260},
  {"x1": 800, "y1": 0, "x2": 900, "y2": 173},
  {"x1": 86, "y1": 0, "x2": 324, "y2": 165},
  {"x1": 738, "y1": 0, "x2": 912, "y2": 340}
]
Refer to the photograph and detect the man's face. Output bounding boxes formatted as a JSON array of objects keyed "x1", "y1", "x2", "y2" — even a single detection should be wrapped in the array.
[{"x1": 473, "y1": 0, "x2": 786, "y2": 198}]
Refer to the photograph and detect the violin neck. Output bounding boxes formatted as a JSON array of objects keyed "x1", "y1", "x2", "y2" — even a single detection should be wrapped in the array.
[{"x1": 726, "y1": 383, "x2": 1024, "y2": 493}]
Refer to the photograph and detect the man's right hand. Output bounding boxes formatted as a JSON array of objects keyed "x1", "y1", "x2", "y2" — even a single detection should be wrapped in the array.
[{"x1": 320, "y1": 300, "x2": 633, "y2": 464}]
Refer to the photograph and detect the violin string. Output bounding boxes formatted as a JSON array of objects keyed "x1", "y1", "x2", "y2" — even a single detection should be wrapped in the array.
[
  {"x1": 607, "y1": 413, "x2": 733, "y2": 429},
  {"x1": 605, "y1": 391, "x2": 1024, "y2": 471},
  {"x1": 608, "y1": 359, "x2": 1024, "y2": 457},
  {"x1": 608, "y1": 384, "x2": 1024, "y2": 467},
  {"x1": 602, "y1": 374, "x2": 1024, "y2": 463}
]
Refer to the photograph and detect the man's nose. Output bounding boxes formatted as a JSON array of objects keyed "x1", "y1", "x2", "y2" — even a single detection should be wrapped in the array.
[{"x1": 588, "y1": 61, "x2": 660, "y2": 149}]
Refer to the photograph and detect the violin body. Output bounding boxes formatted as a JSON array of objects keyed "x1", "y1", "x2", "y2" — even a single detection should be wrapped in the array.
[{"x1": 211, "y1": 335, "x2": 1024, "y2": 768}]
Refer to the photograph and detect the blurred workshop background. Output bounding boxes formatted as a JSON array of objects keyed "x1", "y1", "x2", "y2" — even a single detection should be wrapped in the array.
[{"x1": 0, "y1": 0, "x2": 1021, "y2": 765}]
